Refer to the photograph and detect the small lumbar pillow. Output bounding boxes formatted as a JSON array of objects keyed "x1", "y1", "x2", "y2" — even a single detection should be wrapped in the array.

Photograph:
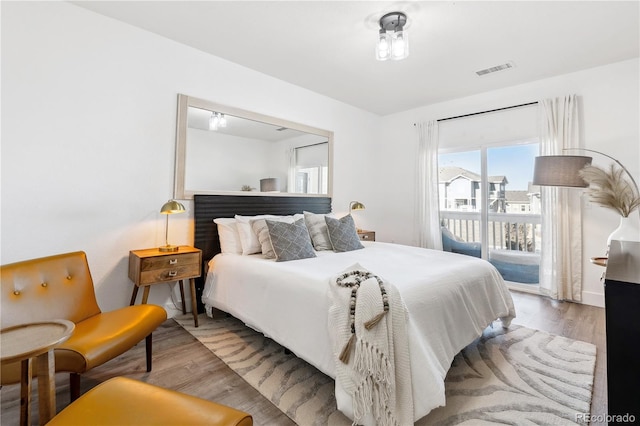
[
  {"x1": 266, "y1": 218, "x2": 317, "y2": 262},
  {"x1": 325, "y1": 214, "x2": 364, "y2": 252}
]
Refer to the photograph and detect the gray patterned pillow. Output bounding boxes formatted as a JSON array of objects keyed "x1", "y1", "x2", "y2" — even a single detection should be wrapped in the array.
[
  {"x1": 325, "y1": 215, "x2": 364, "y2": 252},
  {"x1": 303, "y1": 211, "x2": 333, "y2": 251},
  {"x1": 266, "y1": 218, "x2": 317, "y2": 262},
  {"x1": 250, "y1": 215, "x2": 302, "y2": 259}
]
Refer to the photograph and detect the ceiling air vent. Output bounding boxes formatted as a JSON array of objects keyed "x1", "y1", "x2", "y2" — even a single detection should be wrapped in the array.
[{"x1": 476, "y1": 61, "x2": 515, "y2": 76}]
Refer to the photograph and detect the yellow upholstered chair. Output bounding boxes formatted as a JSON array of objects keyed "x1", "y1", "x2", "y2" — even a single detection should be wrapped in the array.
[
  {"x1": 1, "y1": 251, "x2": 168, "y2": 400},
  {"x1": 47, "y1": 377, "x2": 253, "y2": 425}
]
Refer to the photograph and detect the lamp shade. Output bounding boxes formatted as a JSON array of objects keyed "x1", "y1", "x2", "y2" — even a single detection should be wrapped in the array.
[
  {"x1": 260, "y1": 178, "x2": 281, "y2": 192},
  {"x1": 160, "y1": 200, "x2": 186, "y2": 214},
  {"x1": 349, "y1": 201, "x2": 365, "y2": 212},
  {"x1": 532, "y1": 156, "x2": 592, "y2": 188}
]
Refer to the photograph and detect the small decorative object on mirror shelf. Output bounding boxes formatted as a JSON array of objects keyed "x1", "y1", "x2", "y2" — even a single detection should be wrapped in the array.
[{"x1": 241, "y1": 185, "x2": 255, "y2": 192}]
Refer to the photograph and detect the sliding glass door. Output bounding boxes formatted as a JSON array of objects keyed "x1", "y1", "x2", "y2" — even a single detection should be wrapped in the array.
[{"x1": 439, "y1": 141, "x2": 541, "y2": 287}]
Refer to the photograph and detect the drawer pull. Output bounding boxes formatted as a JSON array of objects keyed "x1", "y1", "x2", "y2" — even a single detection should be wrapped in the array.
[
  {"x1": 169, "y1": 259, "x2": 178, "y2": 265},
  {"x1": 168, "y1": 271, "x2": 178, "y2": 278}
]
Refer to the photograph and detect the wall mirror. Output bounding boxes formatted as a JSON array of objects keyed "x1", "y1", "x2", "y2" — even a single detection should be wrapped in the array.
[{"x1": 174, "y1": 94, "x2": 333, "y2": 199}]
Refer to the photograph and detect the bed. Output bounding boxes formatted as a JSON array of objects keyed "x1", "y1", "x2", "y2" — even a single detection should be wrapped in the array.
[{"x1": 194, "y1": 194, "x2": 516, "y2": 424}]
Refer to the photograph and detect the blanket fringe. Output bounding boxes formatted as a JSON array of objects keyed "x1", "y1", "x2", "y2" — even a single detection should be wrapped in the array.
[
  {"x1": 352, "y1": 376, "x2": 398, "y2": 426},
  {"x1": 354, "y1": 339, "x2": 393, "y2": 389},
  {"x1": 339, "y1": 333, "x2": 356, "y2": 364}
]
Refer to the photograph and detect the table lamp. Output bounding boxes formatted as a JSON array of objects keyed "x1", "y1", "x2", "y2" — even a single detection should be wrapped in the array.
[
  {"x1": 159, "y1": 200, "x2": 186, "y2": 252},
  {"x1": 349, "y1": 201, "x2": 365, "y2": 231}
]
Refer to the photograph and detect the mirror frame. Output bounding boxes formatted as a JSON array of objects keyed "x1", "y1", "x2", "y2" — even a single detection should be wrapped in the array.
[{"x1": 174, "y1": 94, "x2": 334, "y2": 200}]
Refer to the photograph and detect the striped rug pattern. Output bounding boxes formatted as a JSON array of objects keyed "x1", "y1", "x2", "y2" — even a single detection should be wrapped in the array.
[{"x1": 175, "y1": 314, "x2": 596, "y2": 425}]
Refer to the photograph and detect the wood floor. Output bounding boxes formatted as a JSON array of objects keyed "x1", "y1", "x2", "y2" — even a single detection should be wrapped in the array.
[{"x1": 0, "y1": 290, "x2": 606, "y2": 426}]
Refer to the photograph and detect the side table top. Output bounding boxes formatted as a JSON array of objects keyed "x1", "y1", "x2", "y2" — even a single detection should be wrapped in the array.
[
  {"x1": 130, "y1": 246, "x2": 201, "y2": 258},
  {"x1": 1, "y1": 320, "x2": 75, "y2": 363}
]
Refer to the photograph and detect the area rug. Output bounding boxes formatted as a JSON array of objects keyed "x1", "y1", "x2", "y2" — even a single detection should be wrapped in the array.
[{"x1": 175, "y1": 314, "x2": 596, "y2": 425}]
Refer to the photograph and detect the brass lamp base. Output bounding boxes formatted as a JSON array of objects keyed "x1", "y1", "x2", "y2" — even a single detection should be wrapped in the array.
[{"x1": 159, "y1": 245, "x2": 180, "y2": 252}]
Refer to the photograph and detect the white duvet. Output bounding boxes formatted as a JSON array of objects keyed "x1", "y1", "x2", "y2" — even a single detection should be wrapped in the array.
[{"x1": 202, "y1": 242, "x2": 516, "y2": 422}]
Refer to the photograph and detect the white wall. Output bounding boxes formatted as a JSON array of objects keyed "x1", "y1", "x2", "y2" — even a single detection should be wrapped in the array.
[
  {"x1": 1, "y1": 1, "x2": 378, "y2": 315},
  {"x1": 372, "y1": 58, "x2": 640, "y2": 307},
  {"x1": 186, "y1": 129, "x2": 272, "y2": 191}
]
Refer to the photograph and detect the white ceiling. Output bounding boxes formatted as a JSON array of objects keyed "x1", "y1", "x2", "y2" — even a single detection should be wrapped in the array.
[{"x1": 72, "y1": 1, "x2": 639, "y2": 116}]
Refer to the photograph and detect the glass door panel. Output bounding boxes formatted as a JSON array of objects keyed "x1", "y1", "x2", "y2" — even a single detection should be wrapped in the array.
[
  {"x1": 438, "y1": 150, "x2": 483, "y2": 258},
  {"x1": 486, "y1": 144, "x2": 540, "y2": 285}
]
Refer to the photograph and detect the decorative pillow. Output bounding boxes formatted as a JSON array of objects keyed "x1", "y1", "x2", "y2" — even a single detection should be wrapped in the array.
[
  {"x1": 235, "y1": 214, "x2": 279, "y2": 255},
  {"x1": 303, "y1": 211, "x2": 334, "y2": 251},
  {"x1": 250, "y1": 214, "x2": 303, "y2": 259},
  {"x1": 325, "y1": 214, "x2": 364, "y2": 252},
  {"x1": 213, "y1": 218, "x2": 242, "y2": 254},
  {"x1": 265, "y1": 218, "x2": 316, "y2": 262}
]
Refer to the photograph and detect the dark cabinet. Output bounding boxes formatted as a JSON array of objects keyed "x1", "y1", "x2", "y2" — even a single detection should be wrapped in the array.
[{"x1": 604, "y1": 240, "x2": 640, "y2": 421}]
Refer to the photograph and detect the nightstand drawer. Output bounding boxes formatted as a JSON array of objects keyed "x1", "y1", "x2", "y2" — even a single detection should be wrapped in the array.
[
  {"x1": 138, "y1": 263, "x2": 200, "y2": 285},
  {"x1": 140, "y1": 252, "x2": 200, "y2": 271},
  {"x1": 357, "y1": 231, "x2": 375, "y2": 241}
]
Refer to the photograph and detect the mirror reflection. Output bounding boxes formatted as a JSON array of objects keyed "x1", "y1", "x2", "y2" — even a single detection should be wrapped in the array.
[{"x1": 175, "y1": 94, "x2": 333, "y2": 199}]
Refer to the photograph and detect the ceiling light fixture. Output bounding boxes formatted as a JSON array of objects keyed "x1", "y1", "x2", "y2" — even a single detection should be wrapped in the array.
[
  {"x1": 209, "y1": 112, "x2": 227, "y2": 131},
  {"x1": 376, "y1": 11, "x2": 409, "y2": 61}
]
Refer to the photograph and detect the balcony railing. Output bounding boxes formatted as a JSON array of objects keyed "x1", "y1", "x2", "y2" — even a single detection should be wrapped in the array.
[
  {"x1": 440, "y1": 210, "x2": 541, "y2": 285},
  {"x1": 440, "y1": 210, "x2": 541, "y2": 253}
]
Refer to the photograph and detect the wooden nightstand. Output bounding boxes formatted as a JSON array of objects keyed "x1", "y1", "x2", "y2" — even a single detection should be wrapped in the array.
[
  {"x1": 357, "y1": 230, "x2": 375, "y2": 242},
  {"x1": 128, "y1": 246, "x2": 202, "y2": 327}
]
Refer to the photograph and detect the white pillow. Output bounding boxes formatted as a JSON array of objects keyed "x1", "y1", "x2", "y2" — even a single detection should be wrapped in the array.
[
  {"x1": 303, "y1": 211, "x2": 335, "y2": 251},
  {"x1": 214, "y1": 218, "x2": 242, "y2": 254},
  {"x1": 235, "y1": 214, "x2": 280, "y2": 255}
]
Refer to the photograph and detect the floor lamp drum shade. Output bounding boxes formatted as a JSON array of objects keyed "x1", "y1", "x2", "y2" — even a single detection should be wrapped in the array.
[
  {"x1": 260, "y1": 178, "x2": 281, "y2": 192},
  {"x1": 533, "y1": 156, "x2": 592, "y2": 188}
]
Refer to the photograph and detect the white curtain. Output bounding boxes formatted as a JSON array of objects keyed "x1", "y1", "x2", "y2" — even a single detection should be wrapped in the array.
[
  {"x1": 539, "y1": 95, "x2": 583, "y2": 301},
  {"x1": 416, "y1": 121, "x2": 443, "y2": 250},
  {"x1": 287, "y1": 148, "x2": 297, "y2": 193}
]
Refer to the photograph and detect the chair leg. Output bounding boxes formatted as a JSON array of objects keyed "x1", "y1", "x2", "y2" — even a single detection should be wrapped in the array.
[
  {"x1": 145, "y1": 334, "x2": 153, "y2": 372},
  {"x1": 69, "y1": 373, "x2": 81, "y2": 402}
]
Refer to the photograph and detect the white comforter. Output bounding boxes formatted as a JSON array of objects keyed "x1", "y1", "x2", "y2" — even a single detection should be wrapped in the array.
[{"x1": 202, "y1": 242, "x2": 515, "y2": 422}]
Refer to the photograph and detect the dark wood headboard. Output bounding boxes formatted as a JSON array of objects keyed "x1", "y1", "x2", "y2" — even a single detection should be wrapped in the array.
[{"x1": 193, "y1": 194, "x2": 332, "y2": 311}]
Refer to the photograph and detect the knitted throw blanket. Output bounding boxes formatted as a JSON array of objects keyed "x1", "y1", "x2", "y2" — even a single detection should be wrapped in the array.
[{"x1": 328, "y1": 264, "x2": 413, "y2": 426}]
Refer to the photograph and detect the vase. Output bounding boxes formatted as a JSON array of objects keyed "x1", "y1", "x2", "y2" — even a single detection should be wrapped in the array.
[{"x1": 607, "y1": 215, "x2": 640, "y2": 255}]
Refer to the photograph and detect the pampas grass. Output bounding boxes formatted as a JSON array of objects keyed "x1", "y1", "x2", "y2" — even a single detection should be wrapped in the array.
[{"x1": 578, "y1": 164, "x2": 640, "y2": 217}]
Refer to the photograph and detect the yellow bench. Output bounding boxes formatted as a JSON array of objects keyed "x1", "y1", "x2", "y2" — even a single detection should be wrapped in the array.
[{"x1": 47, "y1": 377, "x2": 253, "y2": 426}]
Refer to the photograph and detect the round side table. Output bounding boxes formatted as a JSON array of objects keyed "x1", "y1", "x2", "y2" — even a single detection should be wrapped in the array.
[{"x1": 1, "y1": 320, "x2": 75, "y2": 426}]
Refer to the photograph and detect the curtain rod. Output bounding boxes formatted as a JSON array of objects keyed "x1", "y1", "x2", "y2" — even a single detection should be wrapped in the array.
[
  {"x1": 413, "y1": 101, "x2": 538, "y2": 126},
  {"x1": 294, "y1": 141, "x2": 328, "y2": 150}
]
